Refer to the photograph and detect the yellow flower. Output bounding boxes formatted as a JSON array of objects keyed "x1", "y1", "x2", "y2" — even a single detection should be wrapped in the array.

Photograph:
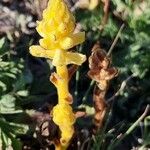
[
  {"x1": 53, "y1": 104, "x2": 75, "y2": 125},
  {"x1": 29, "y1": 0, "x2": 86, "y2": 66},
  {"x1": 29, "y1": 0, "x2": 86, "y2": 148},
  {"x1": 53, "y1": 104, "x2": 75, "y2": 145}
]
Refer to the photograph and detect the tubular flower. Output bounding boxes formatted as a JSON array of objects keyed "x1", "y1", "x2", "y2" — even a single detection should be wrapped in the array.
[
  {"x1": 53, "y1": 104, "x2": 76, "y2": 144},
  {"x1": 29, "y1": 0, "x2": 86, "y2": 149},
  {"x1": 29, "y1": 0, "x2": 86, "y2": 66}
]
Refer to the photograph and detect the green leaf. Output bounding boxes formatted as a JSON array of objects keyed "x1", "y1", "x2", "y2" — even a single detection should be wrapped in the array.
[
  {"x1": 0, "y1": 81, "x2": 7, "y2": 92},
  {"x1": 0, "y1": 94, "x2": 23, "y2": 114},
  {"x1": 143, "y1": 116, "x2": 150, "y2": 145},
  {"x1": 11, "y1": 137, "x2": 22, "y2": 150},
  {"x1": 16, "y1": 90, "x2": 29, "y2": 97},
  {"x1": 1, "y1": 132, "x2": 10, "y2": 150},
  {"x1": 0, "y1": 94, "x2": 16, "y2": 113},
  {"x1": 0, "y1": 118, "x2": 28, "y2": 150},
  {"x1": 3, "y1": 72, "x2": 16, "y2": 79},
  {"x1": 0, "y1": 38, "x2": 5, "y2": 49}
]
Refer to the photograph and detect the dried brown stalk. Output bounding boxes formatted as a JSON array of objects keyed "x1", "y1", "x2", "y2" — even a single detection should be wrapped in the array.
[{"x1": 88, "y1": 43, "x2": 118, "y2": 133}]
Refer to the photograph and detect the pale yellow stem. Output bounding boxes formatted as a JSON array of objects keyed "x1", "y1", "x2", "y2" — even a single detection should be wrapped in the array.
[
  {"x1": 54, "y1": 65, "x2": 74, "y2": 150},
  {"x1": 55, "y1": 144, "x2": 68, "y2": 150},
  {"x1": 56, "y1": 65, "x2": 69, "y2": 104}
]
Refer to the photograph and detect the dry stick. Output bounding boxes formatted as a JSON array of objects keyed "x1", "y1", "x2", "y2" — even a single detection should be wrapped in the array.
[
  {"x1": 107, "y1": 73, "x2": 136, "y2": 103},
  {"x1": 107, "y1": 23, "x2": 125, "y2": 57},
  {"x1": 110, "y1": 105, "x2": 150, "y2": 150}
]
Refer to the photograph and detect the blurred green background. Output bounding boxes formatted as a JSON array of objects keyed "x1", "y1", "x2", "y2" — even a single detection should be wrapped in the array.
[{"x1": 0, "y1": 0, "x2": 150, "y2": 149}]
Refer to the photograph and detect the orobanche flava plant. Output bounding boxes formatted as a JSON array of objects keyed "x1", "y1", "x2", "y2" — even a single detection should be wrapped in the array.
[{"x1": 29, "y1": 0, "x2": 86, "y2": 149}]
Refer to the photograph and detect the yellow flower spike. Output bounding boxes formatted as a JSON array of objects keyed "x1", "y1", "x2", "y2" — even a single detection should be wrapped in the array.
[
  {"x1": 30, "y1": 0, "x2": 86, "y2": 64},
  {"x1": 37, "y1": 0, "x2": 75, "y2": 40},
  {"x1": 29, "y1": 0, "x2": 86, "y2": 149}
]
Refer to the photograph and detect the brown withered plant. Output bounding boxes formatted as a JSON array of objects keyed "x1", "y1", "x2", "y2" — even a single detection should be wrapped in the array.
[{"x1": 88, "y1": 43, "x2": 118, "y2": 133}]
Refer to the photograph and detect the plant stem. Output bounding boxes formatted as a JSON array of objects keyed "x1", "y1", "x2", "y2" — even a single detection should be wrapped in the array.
[
  {"x1": 75, "y1": 69, "x2": 80, "y2": 100},
  {"x1": 107, "y1": 73, "x2": 136, "y2": 103},
  {"x1": 82, "y1": 80, "x2": 95, "y2": 103},
  {"x1": 110, "y1": 105, "x2": 150, "y2": 150},
  {"x1": 55, "y1": 144, "x2": 68, "y2": 150},
  {"x1": 54, "y1": 65, "x2": 73, "y2": 150},
  {"x1": 56, "y1": 65, "x2": 69, "y2": 104},
  {"x1": 139, "y1": 144, "x2": 146, "y2": 150},
  {"x1": 107, "y1": 23, "x2": 125, "y2": 57},
  {"x1": 126, "y1": 105, "x2": 149, "y2": 135}
]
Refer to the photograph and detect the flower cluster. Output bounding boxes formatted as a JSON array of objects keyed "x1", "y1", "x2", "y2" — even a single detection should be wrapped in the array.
[
  {"x1": 29, "y1": 0, "x2": 86, "y2": 149},
  {"x1": 29, "y1": 0, "x2": 86, "y2": 66}
]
